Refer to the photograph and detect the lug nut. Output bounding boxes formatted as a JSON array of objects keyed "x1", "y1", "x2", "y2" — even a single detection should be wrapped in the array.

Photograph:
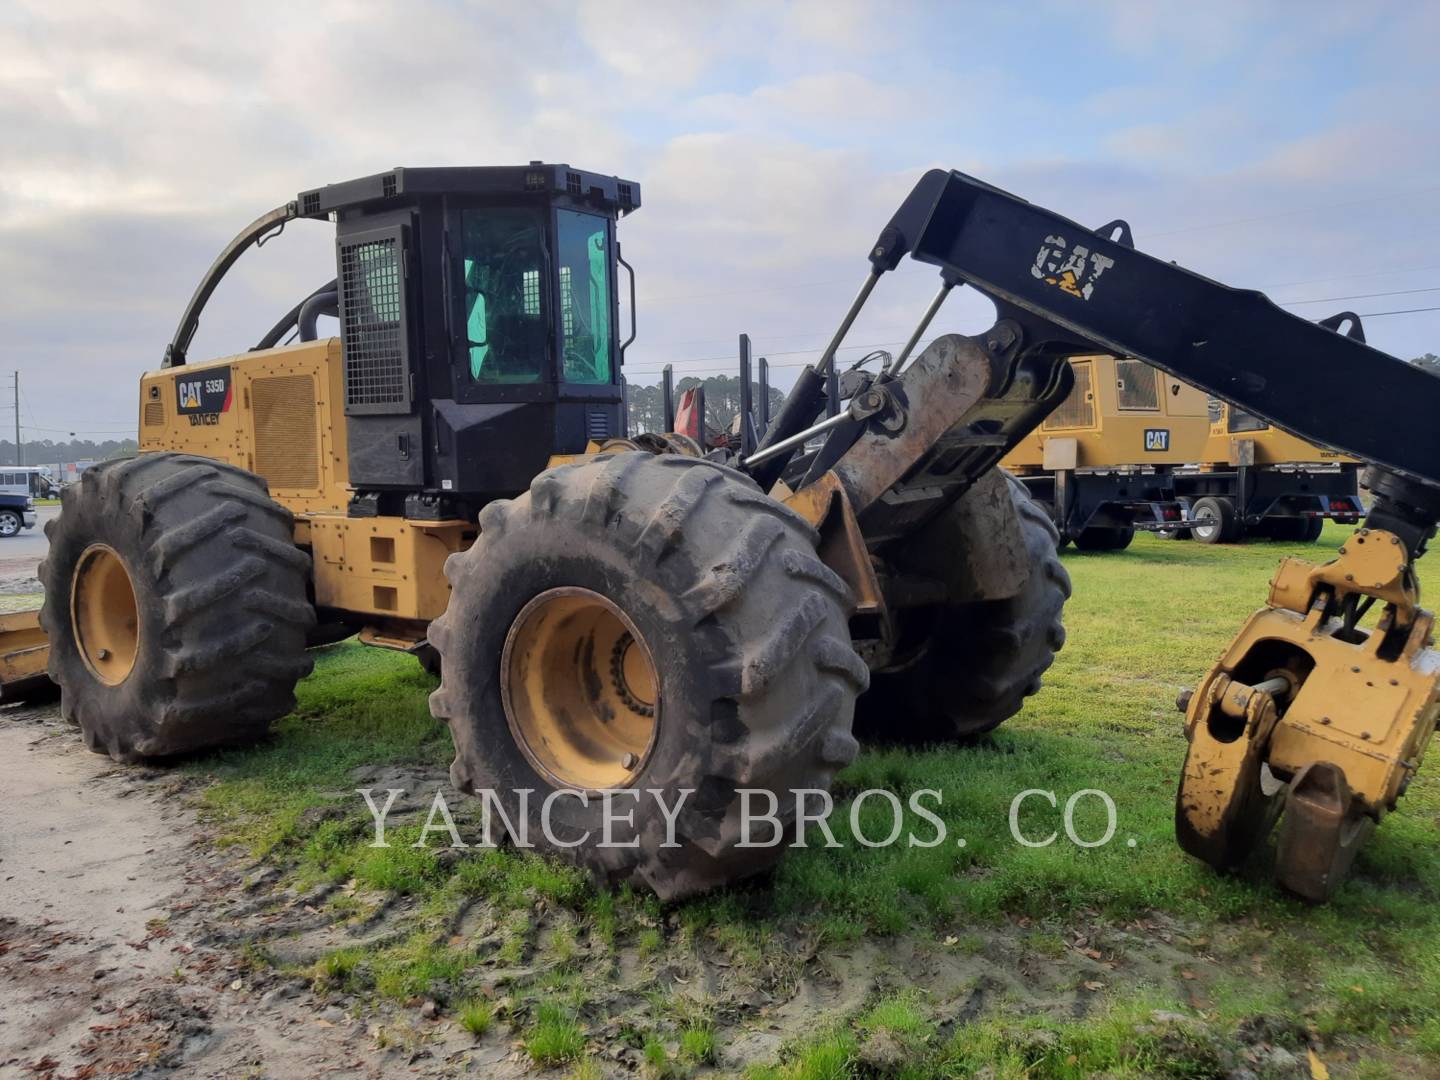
[
  {"x1": 621, "y1": 752, "x2": 638, "y2": 770},
  {"x1": 97, "y1": 648, "x2": 111, "y2": 660}
]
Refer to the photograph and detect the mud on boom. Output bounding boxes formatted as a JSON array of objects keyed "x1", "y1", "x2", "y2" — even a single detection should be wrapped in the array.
[{"x1": 11, "y1": 163, "x2": 1439, "y2": 903}]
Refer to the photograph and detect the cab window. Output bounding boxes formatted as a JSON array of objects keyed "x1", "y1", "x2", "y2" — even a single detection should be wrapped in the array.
[
  {"x1": 555, "y1": 210, "x2": 612, "y2": 384},
  {"x1": 460, "y1": 209, "x2": 546, "y2": 384}
]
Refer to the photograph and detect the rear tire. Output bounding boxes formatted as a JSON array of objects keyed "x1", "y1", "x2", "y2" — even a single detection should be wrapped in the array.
[
  {"x1": 414, "y1": 643, "x2": 442, "y2": 679},
  {"x1": 39, "y1": 454, "x2": 315, "y2": 762},
  {"x1": 0, "y1": 509, "x2": 21, "y2": 538},
  {"x1": 859, "y1": 472, "x2": 1070, "y2": 740},
  {"x1": 1034, "y1": 501, "x2": 1068, "y2": 550},
  {"x1": 1190, "y1": 496, "x2": 1239, "y2": 544},
  {"x1": 429, "y1": 452, "x2": 866, "y2": 900},
  {"x1": 1074, "y1": 524, "x2": 1135, "y2": 551},
  {"x1": 1298, "y1": 516, "x2": 1324, "y2": 542}
]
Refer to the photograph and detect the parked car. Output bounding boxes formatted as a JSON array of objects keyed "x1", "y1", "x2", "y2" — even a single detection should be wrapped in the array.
[{"x1": 0, "y1": 469, "x2": 41, "y2": 537}]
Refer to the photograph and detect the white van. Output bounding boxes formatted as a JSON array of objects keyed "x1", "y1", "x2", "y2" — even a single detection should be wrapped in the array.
[{"x1": 0, "y1": 467, "x2": 54, "y2": 500}]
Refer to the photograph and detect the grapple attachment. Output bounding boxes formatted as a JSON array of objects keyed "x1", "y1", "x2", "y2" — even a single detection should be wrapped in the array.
[{"x1": 1177, "y1": 527, "x2": 1440, "y2": 900}]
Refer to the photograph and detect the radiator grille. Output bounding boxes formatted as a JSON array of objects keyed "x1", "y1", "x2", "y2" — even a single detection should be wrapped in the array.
[
  {"x1": 1043, "y1": 360, "x2": 1095, "y2": 430},
  {"x1": 143, "y1": 400, "x2": 165, "y2": 427},
  {"x1": 339, "y1": 234, "x2": 409, "y2": 411},
  {"x1": 1115, "y1": 357, "x2": 1159, "y2": 411},
  {"x1": 253, "y1": 374, "x2": 320, "y2": 489}
]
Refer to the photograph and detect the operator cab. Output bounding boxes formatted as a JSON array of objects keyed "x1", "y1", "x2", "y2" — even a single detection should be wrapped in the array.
[
  {"x1": 296, "y1": 164, "x2": 640, "y2": 517},
  {"x1": 162, "y1": 163, "x2": 641, "y2": 521}
]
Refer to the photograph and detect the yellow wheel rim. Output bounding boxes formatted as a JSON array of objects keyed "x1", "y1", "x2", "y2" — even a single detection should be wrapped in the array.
[
  {"x1": 501, "y1": 587, "x2": 660, "y2": 791},
  {"x1": 70, "y1": 543, "x2": 140, "y2": 686}
]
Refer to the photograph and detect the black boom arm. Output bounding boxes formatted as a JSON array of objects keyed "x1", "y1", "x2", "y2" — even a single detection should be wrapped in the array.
[{"x1": 873, "y1": 170, "x2": 1440, "y2": 491}]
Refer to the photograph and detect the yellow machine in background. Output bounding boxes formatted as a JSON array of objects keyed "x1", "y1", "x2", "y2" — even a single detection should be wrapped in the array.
[
  {"x1": 1002, "y1": 355, "x2": 1209, "y2": 549},
  {"x1": 1168, "y1": 400, "x2": 1365, "y2": 543},
  {"x1": 1003, "y1": 355, "x2": 1366, "y2": 548}
]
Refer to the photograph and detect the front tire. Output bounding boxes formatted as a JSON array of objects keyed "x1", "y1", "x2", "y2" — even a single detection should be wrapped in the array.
[
  {"x1": 428, "y1": 452, "x2": 866, "y2": 900},
  {"x1": 39, "y1": 454, "x2": 315, "y2": 762},
  {"x1": 0, "y1": 509, "x2": 21, "y2": 537}
]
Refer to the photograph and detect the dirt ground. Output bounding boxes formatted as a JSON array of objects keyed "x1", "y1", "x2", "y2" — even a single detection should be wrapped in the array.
[
  {"x1": 0, "y1": 712, "x2": 397, "y2": 1078},
  {"x1": 0, "y1": 523, "x2": 390, "y2": 1078},
  {"x1": 3, "y1": 706, "x2": 1313, "y2": 1079}
]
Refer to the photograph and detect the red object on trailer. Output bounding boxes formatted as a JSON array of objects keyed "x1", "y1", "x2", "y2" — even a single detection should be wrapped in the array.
[{"x1": 674, "y1": 388, "x2": 704, "y2": 443}]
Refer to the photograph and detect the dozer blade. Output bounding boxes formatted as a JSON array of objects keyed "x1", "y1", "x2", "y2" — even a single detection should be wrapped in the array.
[{"x1": 0, "y1": 608, "x2": 54, "y2": 703}]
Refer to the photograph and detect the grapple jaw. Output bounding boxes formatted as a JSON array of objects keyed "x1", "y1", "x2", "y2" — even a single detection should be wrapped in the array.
[{"x1": 1176, "y1": 528, "x2": 1440, "y2": 901}]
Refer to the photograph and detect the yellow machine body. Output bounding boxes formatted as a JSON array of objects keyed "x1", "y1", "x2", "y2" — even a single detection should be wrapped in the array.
[
  {"x1": 138, "y1": 341, "x2": 351, "y2": 512},
  {"x1": 136, "y1": 339, "x2": 476, "y2": 642},
  {"x1": 1002, "y1": 354, "x2": 1211, "y2": 473},
  {"x1": 1200, "y1": 400, "x2": 1360, "y2": 469}
]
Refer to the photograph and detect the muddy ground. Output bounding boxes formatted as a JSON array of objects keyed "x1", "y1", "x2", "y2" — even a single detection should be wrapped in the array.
[{"x1": 1, "y1": 707, "x2": 1316, "y2": 1079}]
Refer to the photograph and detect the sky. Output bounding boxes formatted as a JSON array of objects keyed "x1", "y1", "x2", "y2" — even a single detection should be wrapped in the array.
[{"x1": 2, "y1": 0, "x2": 1438, "y2": 439}]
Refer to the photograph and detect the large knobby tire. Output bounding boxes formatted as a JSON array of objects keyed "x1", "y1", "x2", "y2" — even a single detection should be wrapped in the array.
[
  {"x1": 39, "y1": 454, "x2": 315, "y2": 762},
  {"x1": 1260, "y1": 516, "x2": 1324, "y2": 543},
  {"x1": 1074, "y1": 524, "x2": 1135, "y2": 551},
  {"x1": 413, "y1": 643, "x2": 442, "y2": 679},
  {"x1": 860, "y1": 472, "x2": 1071, "y2": 740},
  {"x1": 428, "y1": 451, "x2": 867, "y2": 900}
]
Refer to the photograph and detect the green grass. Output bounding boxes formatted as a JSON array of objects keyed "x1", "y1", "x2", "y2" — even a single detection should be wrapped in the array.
[
  {"x1": 185, "y1": 522, "x2": 1440, "y2": 1072},
  {"x1": 679, "y1": 1025, "x2": 717, "y2": 1065},
  {"x1": 458, "y1": 998, "x2": 493, "y2": 1038},
  {"x1": 526, "y1": 1002, "x2": 586, "y2": 1065}
]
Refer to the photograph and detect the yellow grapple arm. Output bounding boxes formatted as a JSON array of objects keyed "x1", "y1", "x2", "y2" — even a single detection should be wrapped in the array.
[{"x1": 1177, "y1": 524, "x2": 1440, "y2": 900}]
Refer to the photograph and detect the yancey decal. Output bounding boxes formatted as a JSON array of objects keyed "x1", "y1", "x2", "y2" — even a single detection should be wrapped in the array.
[
  {"x1": 176, "y1": 367, "x2": 233, "y2": 427},
  {"x1": 1031, "y1": 234, "x2": 1115, "y2": 301}
]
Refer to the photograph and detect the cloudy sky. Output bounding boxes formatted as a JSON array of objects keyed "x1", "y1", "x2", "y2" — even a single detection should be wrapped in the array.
[{"x1": 2, "y1": 0, "x2": 1437, "y2": 438}]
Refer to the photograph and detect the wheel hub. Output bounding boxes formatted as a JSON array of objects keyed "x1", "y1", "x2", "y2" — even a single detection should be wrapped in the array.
[
  {"x1": 501, "y1": 587, "x2": 660, "y2": 790},
  {"x1": 70, "y1": 543, "x2": 140, "y2": 686}
]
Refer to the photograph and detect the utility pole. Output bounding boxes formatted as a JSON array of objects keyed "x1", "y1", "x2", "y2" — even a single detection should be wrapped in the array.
[{"x1": 12, "y1": 372, "x2": 19, "y2": 467}]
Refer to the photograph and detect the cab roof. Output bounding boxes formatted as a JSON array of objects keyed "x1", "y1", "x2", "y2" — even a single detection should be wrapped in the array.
[{"x1": 296, "y1": 163, "x2": 640, "y2": 219}]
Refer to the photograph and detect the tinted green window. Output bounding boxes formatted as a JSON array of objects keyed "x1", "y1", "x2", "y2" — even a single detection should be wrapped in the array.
[
  {"x1": 555, "y1": 210, "x2": 612, "y2": 384},
  {"x1": 460, "y1": 209, "x2": 546, "y2": 384}
]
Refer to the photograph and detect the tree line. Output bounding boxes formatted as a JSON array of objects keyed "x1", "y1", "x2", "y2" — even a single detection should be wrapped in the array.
[{"x1": 0, "y1": 438, "x2": 138, "y2": 469}]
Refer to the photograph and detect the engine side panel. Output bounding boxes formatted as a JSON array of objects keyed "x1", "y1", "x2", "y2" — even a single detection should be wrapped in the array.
[{"x1": 137, "y1": 339, "x2": 350, "y2": 515}]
